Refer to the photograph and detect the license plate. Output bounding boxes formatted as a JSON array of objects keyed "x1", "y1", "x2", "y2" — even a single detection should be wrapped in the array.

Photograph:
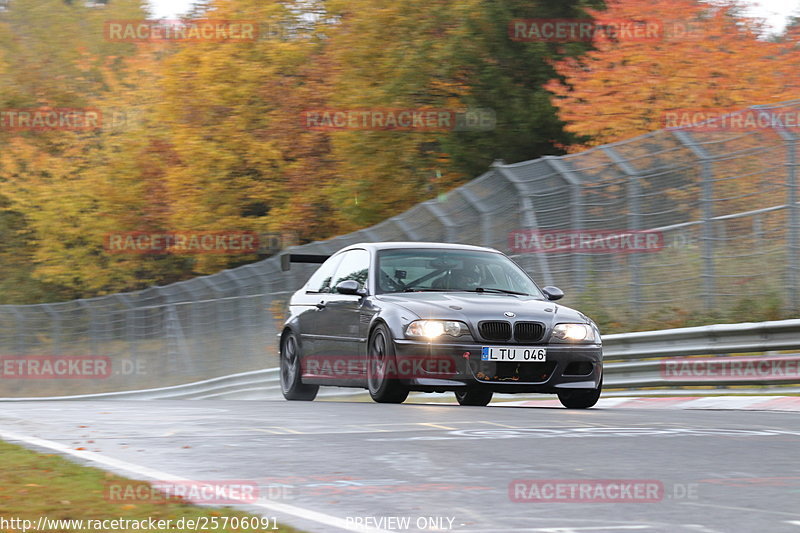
[{"x1": 481, "y1": 346, "x2": 546, "y2": 362}]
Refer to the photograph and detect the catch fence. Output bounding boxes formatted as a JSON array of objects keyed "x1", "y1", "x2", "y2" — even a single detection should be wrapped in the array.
[{"x1": 1, "y1": 100, "x2": 798, "y2": 395}]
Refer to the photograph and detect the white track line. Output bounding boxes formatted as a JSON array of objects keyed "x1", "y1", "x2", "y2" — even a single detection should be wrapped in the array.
[
  {"x1": 0, "y1": 428, "x2": 390, "y2": 533},
  {"x1": 491, "y1": 396, "x2": 800, "y2": 411}
]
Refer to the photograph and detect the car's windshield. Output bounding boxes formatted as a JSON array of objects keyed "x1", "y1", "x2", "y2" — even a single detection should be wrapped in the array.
[{"x1": 376, "y1": 248, "x2": 543, "y2": 297}]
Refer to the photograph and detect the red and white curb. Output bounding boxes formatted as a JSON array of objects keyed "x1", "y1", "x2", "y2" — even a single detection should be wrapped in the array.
[{"x1": 495, "y1": 395, "x2": 800, "y2": 411}]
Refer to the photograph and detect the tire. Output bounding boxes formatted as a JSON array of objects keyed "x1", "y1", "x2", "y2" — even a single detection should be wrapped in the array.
[
  {"x1": 455, "y1": 389, "x2": 493, "y2": 406},
  {"x1": 557, "y1": 377, "x2": 602, "y2": 409},
  {"x1": 280, "y1": 331, "x2": 318, "y2": 401},
  {"x1": 367, "y1": 323, "x2": 409, "y2": 404}
]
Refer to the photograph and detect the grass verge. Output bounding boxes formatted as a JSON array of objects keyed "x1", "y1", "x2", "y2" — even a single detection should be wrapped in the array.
[{"x1": 0, "y1": 439, "x2": 305, "y2": 532}]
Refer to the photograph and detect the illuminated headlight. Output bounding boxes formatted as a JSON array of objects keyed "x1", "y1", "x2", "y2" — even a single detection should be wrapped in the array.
[
  {"x1": 551, "y1": 323, "x2": 596, "y2": 343},
  {"x1": 406, "y1": 320, "x2": 470, "y2": 339}
]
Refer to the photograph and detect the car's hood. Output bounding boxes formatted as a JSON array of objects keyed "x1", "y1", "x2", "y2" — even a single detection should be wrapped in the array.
[{"x1": 376, "y1": 291, "x2": 590, "y2": 326}]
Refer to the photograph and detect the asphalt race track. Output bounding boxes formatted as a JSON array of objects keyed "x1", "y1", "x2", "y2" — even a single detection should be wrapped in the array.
[{"x1": 1, "y1": 399, "x2": 799, "y2": 533}]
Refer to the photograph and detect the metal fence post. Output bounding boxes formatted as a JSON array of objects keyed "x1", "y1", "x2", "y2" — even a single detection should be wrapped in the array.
[
  {"x1": 775, "y1": 126, "x2": 799, "y2": 311},
  {"x1": 227, "y1": 271, "x2": 252, "y2": 364},
  {"x1": 458, "y1": 187, "x2": 492, "y2": 247},
  {"x1": 11, "y1": 308, "x2": 25, "y2": 355},
  {"x1": 114, "y1": 294, "x2": 136, "y2": 360},
  {"x1": 42, "y1": 304, "x2": 61, "y2": 355},
  {"x1": 492, "y1": 161, "x2": 556, "y2": 286},
  {"x1": 605, "y1": 147, "x2": 644, "y2": 313},
  {"x1": 76, "y1": 300, "x2": 97, "y2": 356},
  {"x1": 546, "y1": 157, "x2": 584, "y2": 292},
  {"x1": 673, "y1": 130, "x2": 716, "y2": 310},
  {"x1": 170, "y1": 283, "x2": 201, "y2": 375},
  {"x1": 197, "y1": 277, "x2": 227, "y2": 373},
  {"x1": 570, "y1": 184, "x2": 585, "y2": 293},
  {"x1": 789, "y1": 137, "x2": 799, "y2": 312},
  {"x1": 165, "y1": 303, "x2": 191, "y2": 375},
  {"x1": 393, "y1": 216, "x2": 422, "y2": 241},
  {"x1": 424, "y1": 201, "x2": 458, "y2": 243}
]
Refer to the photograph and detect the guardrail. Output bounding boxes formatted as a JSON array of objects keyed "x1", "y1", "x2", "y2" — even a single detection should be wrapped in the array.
[
  {"x1": 601, "y1": 319, "x2": 800, "y2": 391},
  {"x1": 602, "y1": 319, "x2": 800, "y2": 360},
  {"x1": 0, "y1": 369, "x2": 368, "y2": 401},
  {"x1": 1, "y1": 319, "x2": 799, "y2": 401}
]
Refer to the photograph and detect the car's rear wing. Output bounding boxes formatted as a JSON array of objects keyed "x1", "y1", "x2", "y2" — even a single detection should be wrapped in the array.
[{"x1": 280, "y1": 253, "x2": 330, "y2": 271}]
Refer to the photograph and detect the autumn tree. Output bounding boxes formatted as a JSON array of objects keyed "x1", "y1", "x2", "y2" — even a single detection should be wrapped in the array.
[
  {"x1": 0, "y1": 0, "x2": 148, "y2": 301},
  {"x1": 148, "y1": 0, "x2": 338, "y2": 266},
  {"x1": 319, "y1": 0, "x2": 603, "y2": 229},
  {"x1": 546, "y1": 0, "x2": 800, "y2": 149},
  {"x1": 3, "y1": 0, "x2": 610, "y2": 299}
]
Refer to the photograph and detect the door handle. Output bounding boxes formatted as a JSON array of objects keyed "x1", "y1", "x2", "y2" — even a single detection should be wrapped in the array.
[{"x1": 315, "y1": 301, "x2": 326, "y2": 309}]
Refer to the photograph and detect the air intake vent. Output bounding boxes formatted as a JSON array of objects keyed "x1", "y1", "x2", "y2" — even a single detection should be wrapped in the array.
[
  {"x1": 479, "y1": 321, "x2": 512, "y2": 341},
  {"x1": 514, "y1": 322, "x2": 545, "y2": 343}
]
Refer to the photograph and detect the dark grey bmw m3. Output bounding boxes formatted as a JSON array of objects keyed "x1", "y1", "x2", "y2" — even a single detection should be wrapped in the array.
[{"x1": 279, "y1": 242, "x2": 603, "y2": 408}]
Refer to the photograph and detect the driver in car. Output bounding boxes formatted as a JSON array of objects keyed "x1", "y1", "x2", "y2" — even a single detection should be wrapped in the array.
[{"x1": 435, "y1": 262, "x2": 482, "y2": 290}]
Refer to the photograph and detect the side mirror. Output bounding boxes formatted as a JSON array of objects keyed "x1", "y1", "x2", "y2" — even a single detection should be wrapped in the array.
[
  {"x1": 542, "y1": 286, "x2": 564, "y2": 301},
  {"x1": 336, "y1": 279, "x2": 366, "y2": 296}
]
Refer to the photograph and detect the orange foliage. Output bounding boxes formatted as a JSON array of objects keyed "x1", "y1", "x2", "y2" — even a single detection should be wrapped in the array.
[{"x1": 546, "y1": 0, "x2": 800, "y2": 150}]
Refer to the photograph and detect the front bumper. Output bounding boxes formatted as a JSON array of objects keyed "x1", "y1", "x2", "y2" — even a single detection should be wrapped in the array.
[{"x1": 394, "y1": 339, "x2": 602, "y2": 393}]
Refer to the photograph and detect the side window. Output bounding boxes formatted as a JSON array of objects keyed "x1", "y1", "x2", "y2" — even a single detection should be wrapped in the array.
[
  {"x1": 330, "y1": 249, "x2": 370, "y2": 293},
  {"x1": 304, "y1": 255, "x2": 342, "y2": 293}
]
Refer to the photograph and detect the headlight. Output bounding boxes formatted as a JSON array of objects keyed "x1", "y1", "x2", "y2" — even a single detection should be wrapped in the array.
[
  {"x1": 551, "y1": 323, "x2": 596, "y2": 343},
  {"x1": 406, "y1": 320, "x2": 470, "y2": 339}
]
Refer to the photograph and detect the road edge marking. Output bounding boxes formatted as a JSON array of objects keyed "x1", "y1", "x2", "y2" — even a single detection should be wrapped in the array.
[{"x1": 0, "y1": 428, "x2": 390, "y2": 533}]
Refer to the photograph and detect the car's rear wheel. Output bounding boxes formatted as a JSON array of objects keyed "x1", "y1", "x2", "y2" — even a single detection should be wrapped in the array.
[
  {"x1": 367, "y1": 324, "x2": 409, "y2": 404},
  {"x1": 454, "y1": 389, "x2": 493, "y2": 406},
  {"x1": 280, "y1": 331, "x2": 318, "y2": 401},
  {"x1": 557, "y1": 377, "x2": 601, "y2": 409}
]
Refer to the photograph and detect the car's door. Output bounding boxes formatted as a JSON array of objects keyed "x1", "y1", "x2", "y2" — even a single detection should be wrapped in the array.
[
  {"x1": 314, "y1": 248, "x2": 371, "y2": 383},
  {"x1": 295, "y1": 253, "x2": 343, "y2": 359}
]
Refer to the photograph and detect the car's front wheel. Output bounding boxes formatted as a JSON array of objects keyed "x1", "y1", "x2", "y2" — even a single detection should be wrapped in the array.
[
  {"x1": 454, "y1": 389, "x2": 493, "y2": 406},
  {"x1": 280, "y1": 331, "x2": 318, "y2": 401},
  {"x1": 367, "y1": 324, "x2": 409, "y2": 404},
  {"x1": 557, "y1": 377, "x2": 601, "y2": 409}
]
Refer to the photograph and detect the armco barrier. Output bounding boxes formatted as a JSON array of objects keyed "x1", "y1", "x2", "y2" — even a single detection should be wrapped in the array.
[
  {"x1": 600, "y1": 319, "x2": 800, "y2": 390},
  {"x1": 2, "y1": 319, "x2": 799, "y2": 401},
  {"x1": 4, "y1": 98, "x2": 800, "y2": 400},
  {"x1": 602, "y1": 319, "x2": 800, "y2": 360}
]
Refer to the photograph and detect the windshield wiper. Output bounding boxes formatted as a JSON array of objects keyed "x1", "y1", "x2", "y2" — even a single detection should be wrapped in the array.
[
  {"x1": 401, "y1": 287, "x2": 530, "y2": 296},
  {"x1": 403, "y1": 288, "x2": 450, "y2": 292},
  {"x1": 467, "y1": 287, "x2": 530, "y2": 296}
]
